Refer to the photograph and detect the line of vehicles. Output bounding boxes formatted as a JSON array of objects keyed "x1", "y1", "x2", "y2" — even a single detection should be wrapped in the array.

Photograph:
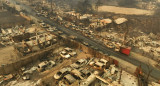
[
  {"x1": 83, "y1": 40, "x2": 131, "y2": 56},
  {"x1": 13, "y1": 0, "x2": 132, "y2": 57},
  {"x1": 53, "y1": 58, "x2": 111, "y2": 85},
  {"x1": 27, "y1": 0, "x2": 132, "y2": 56}
]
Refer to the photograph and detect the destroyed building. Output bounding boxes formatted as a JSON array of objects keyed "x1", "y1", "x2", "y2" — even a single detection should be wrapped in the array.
[{"x1": 0, "y1": 0, "x2": 160, "y2": 86}]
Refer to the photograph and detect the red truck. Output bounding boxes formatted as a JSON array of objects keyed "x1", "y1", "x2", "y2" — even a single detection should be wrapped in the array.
[{"x1": 120, "y1": 46, "x2": 131, "y2": 55}]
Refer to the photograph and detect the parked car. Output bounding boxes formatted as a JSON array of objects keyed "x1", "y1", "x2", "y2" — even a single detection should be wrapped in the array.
[
  {"x1": 48, "y1": 60, "x2": 56, "y2": 67},
  {"x1": 69, "y1": 35, "x2": 77, "y2": 39},
  {"x1": 63, "y1": 74, "x2": 76, "y2": 85},
  {"x1": 70, "y1": 59, "x2": 87, "y2": 69},
  {"x1": 71, "y1": 69, "x2": 84, "y2": 80},
  {"x1": 47, "y1": 28, "x2": 54, "y2": 32},
  {"x1": 60, "y1": 48, "x2": 76, "y2": 59},
  {"x1": 22, "y1": 74, "x2": 30, "y2": 80},
  {"x1": 93, "y1": 62, "x2": 106, "y2": 70},
  {"x1": 80, "y1": 69, "x2": 91, "y2": 77},
  {"x1": 99, "y1": 59, "x2": 108, "y2": 64},
  {"x1": 106, "y1": 42, "x2": 115, "y2": 49},
  {"x1": 54, "y1": 67, "x2": 72, "y2": 80},
  {"x1": 64, "y1": 47, "x2": 73, "y2": 52},
  {"x1": 57, "y1": 31, "x2": 63, "y2": 34},
  {"x1": 89, "y1": 61, "x2": 95, "y2": 66},
  {"x1": 89, "y1": 59, "x2": 109, "y2": 70},
  {"x1": 37, "y1": 61, "x2": 49, "y2": 72},
  {"x1": 83, "y1": 42, "x2": 89, "y2": 46},
  {"x1": 37, "y1": 60, "x2": 56, "y2": 72},
  {"x1": 114, "y1": 47, "x2": 120, "y2": 52},
  {"x1": 69, "y1": 51, "x2": 77, "y2": 57},
  {"x1": 59, "y1": 51, "x2": 71, "y2": 59}
]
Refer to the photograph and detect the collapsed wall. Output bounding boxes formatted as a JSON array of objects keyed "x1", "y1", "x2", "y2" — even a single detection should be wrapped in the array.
[{"x1": 0, "y1": 43, "x2": 60, "y2": 75}]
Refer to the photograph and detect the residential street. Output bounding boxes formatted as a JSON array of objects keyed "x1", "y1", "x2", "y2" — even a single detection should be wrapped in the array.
[{"x1": 7, "y1": 0, "x2": 160, "y2": 80}]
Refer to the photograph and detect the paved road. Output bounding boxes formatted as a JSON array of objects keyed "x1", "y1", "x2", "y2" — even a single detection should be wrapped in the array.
[{"x1": 7, "y1": 0, "x2": 160, "y2": 80}]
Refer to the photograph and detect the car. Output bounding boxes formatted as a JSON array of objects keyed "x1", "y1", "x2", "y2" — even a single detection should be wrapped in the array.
[
  {"x1": 69, "y1": 35, "x2": 77, "y2": 39},
  {"x1": 70, "y1": 69, "x2": 84, "y2": 80},
  {"x1": 69, "y1": 51, "x2": 77, "y2": 57},
  {"x1": 89, "y1": 59, "x2": 109, "y2": 70},
  {"x1": 36, "y1": 13, "x2": 41, "y2": 16},
  {"x1": 94, "y1": 47, "x2": 98, "y2": 50},
  {"x1": 70, "y1": 59, "x2": 87, "y2": 69},
  {"x1": 63, "y1": 74, "x2": 77, "y2": 85},
  {"x1": 89, "y1": 61, "x2": 95, "y2": 66},
  {"x1": 90, "y1": 46, "x2": 94, "y2": 48},
  {"x1": 59, "y1": 51, "x2": 71, "y2": 59},
  {"x1": 40, "y1": 23, "x2": 47, "y2": 28},
  {"x1": 106, "y1": 42, "x2": 115, "y2": 49},
  {"x1": 37, "y1": 60, "x2": 55, "y2": 72},
  {"x1": 93, "y1": 62, "x2": 105, "y2": 70},
  {"x1": 99, "y1": 59, "x2": 108, "y2": 64},
  {"x1": 3, "y1": 74, "x2": 13, "y2": 81},
  {"x1": 64, "y1": 47, "x2": 73, "y2": 52},
  {"x1": 54, "y1": 67, "x2": 72, "y2": 80},
  {"x1": 114, "y1": 47, "x2": 120, "y2": 52},
  {"x1": 83, "y1": 42, "x2": 89, "y2": 46},
  {"x1": 23, "y1": 66, "x2": 37, "y2": 74},
  {"x1": 48, "y1": 60, "x2": 56, "y2": 67},
  {"x1": 57, "y1": 31, "x2": 63, "y2": 34},
  {"x1": 22, "y1": 74, "x2": 30, "y2": 80},
  {"x1": 47, "y1": 28, "x2": 54, "y2": 32},
  {"x1": 37, "y1": 61, "x2": 49, "y2": 72},
  {"x1": 80, "y1": 69, "x2": 91, "y2": 77}
]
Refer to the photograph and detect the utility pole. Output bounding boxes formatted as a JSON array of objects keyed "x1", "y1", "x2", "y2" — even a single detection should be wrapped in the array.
[
  {"x1": 118, "y1": 68, "x2": 122, "y2": 84},
  {"x1": 123, "y1": 22, "x2": 129, "y2": 45},
  {"x1": 51, "y1": 0, "x2": 53, "y2": 12},
  {"x1": 146, "y1": 60, "x2": 153, "y2": 84}
]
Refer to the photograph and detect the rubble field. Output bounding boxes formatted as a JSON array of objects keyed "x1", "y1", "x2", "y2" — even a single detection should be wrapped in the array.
[
  {"x1": 1, "y1": 45, "x2": 92, "y2": 86},
  {"x1": 0, "y1": 0, "x2": 160, "y2": 86}
]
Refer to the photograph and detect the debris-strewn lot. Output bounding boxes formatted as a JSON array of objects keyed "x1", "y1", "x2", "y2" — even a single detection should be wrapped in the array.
[
  {"x1": 0, "y1": 0, "x2": 160, "y2": 86},
  {"x1": 24, "y1": 0, "x2": 160, "y2": 62},
  {"x1": 1, "y1": 46, "x2": 138, "y2": 86}
]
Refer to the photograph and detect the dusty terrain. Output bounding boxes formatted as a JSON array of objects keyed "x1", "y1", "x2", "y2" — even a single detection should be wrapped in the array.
[
  {"x1": 0, "y1": 11, "x2": 29, "y2": 28},
  {"x1": 98, "y1": 6, "x2": 154, "y2": 15},
  {"x1": 0, "y1": 46, "x2": 19, "y2": 65}
]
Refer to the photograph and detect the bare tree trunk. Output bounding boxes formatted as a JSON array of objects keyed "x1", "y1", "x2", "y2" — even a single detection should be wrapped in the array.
[{"x1": 118, "y1": 68, "x2": 122, "y2": 84}]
